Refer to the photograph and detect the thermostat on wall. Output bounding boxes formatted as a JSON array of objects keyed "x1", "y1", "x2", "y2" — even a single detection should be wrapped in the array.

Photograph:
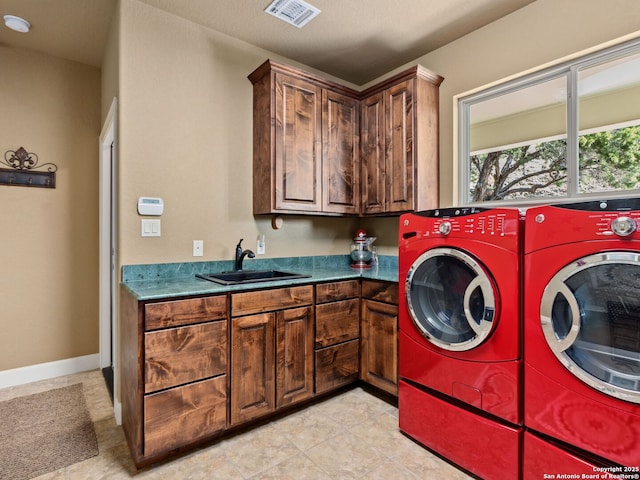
[{"x1": 138, "y1": 197, "x2": 164, "y2": 216}]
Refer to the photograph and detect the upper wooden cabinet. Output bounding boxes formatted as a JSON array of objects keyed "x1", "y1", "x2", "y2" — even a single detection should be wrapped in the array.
[
  {"x1": 249, "y1": 60, "x2": 360, "y2": 215},
  {"x1": 249, "y1": 60, "x2": 443, "y2": 216},
  {"x1": 361, "y1": 67, "x2": 443, "y2": 214},
  {"x1": 322, "y1": 89, "x2": 360, "y2": 214}
]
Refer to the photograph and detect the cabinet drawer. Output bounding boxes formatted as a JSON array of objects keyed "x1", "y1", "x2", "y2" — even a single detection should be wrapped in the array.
[
  {"x1": 144, "y1": 375, "x2": 227, "y2": 457},
  {"x1": 315, "y1": 280, "x2": 360, "y2": 303},
  {"x1": 362, "y1": 280, "x2": 398, "y2": 304},
  {"x1": 315, "y1": 339, "x2": 359, "y2": 394},
  {"x1": 145, "y1": 295, "x2": 227, "y2": 330},
  {"x1": 145, "y1": 320, "x2": 227, "y2": 393},
  {"x1": 315, "y1": 298, "x2": 360, "y2": 348},
  {"x1": 232, "y1": 285, "x2": 313, "y2": 317}
]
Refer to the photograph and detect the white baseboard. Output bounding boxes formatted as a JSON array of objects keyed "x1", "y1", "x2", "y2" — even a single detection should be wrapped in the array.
[{"x1": 0, "y1": 353, "x2": 100, "y2": 389}]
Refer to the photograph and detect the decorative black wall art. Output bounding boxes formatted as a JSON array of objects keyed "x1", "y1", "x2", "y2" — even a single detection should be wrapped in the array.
[{"x1": 0, "y1": 147, "x2": 57, "y2": 188}]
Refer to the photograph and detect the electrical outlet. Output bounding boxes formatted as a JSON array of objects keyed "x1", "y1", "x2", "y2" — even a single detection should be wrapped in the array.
[
  {"x1": 257, "y1": 235, "x2": 265, "y2": 255},
  {"x1": 193, "y1": 240, "x2": 203, "y2": 257}
]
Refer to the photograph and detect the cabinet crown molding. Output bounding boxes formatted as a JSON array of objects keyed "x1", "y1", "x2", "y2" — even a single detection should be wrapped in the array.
[{"x1": 248, "y1": 59, "x2": 444, "y2": 98}]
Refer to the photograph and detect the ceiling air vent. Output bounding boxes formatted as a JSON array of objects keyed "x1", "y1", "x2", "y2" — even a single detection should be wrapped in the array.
[{"x1": 264, "y1": 0, "x2": 321, "y2": 28}]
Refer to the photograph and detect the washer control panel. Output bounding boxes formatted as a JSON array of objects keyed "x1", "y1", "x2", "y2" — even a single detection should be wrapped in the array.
[
  {"x1": 525, "y1": 200, "x2": 640, "y2": 252},
  {"x1": 610, "y1": 216, "x2": 637, "y2": 237},
  {"x1": 595, "y1": 213, "x2": 640, "y2": 237}
]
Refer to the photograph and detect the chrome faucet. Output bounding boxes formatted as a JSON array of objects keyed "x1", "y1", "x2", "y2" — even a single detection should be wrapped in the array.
[{"x1": 234, "y1": 238, "x2": 255, "y2": 271}]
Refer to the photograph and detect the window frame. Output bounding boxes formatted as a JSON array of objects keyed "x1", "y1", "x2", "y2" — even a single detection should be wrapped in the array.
[{"x1": 457, "y1": 37, "x2": 640, "y2": 206}]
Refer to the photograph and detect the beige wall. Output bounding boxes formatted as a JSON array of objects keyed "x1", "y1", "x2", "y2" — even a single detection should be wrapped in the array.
[
  {"x1": 101, "y1": 0, "x2": 120, "y2": 123},
  {"x1": 117, "y1": 0, "x2": 361, "y2": 269},
  {"x1": 0, "y1": 47, "x2": 101, "y2": 370}
]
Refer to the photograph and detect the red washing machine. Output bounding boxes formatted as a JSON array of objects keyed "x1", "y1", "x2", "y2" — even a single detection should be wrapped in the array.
[
  {"x1": 523, "y1": 199, "x2": 640, "y2": 476},
  {"x1": 398, "y1": 207, "x2": 523, "y2": 480}
]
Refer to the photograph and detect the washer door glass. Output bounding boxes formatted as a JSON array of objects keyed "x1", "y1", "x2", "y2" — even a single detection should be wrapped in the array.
[
  {"x1": 406, "y1": 247, "x2": 496, "y2": 351},
  {"x1": 540, "y1": 252, "x2": 640, "y2": 404}
]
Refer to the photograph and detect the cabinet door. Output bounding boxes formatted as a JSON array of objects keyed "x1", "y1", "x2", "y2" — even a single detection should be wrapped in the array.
[
  {"x1": 231, "y1": 313, "x2": 275, "y2": 425},
  {"x1": 360, "y1": 91, "x2": 386, "y2": 214},
  {"x1": 274, "y1": 73, "x2": 322, "y2": 212},
  {"x1": 276, "y1": 306, "x2": 314, "y2": 408},
  {"x1": 322, "y1": 90, "x2": 360, "y2": 214},
  {"x1": 385, "y1": 79, "x2": 414, "y2": 213},
  {"x1": 361, "y1": 299, "x2": 398, "y2": 395}
]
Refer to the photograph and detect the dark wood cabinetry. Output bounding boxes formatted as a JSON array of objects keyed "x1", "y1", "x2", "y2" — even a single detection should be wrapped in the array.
[
  {"x1": 230, "y1": 311, "x2": 275, "y2": 425},
  {"x1": 121, "y1": 277, "x2": 398, "y2": 467},
  {"x1": 230, "y1": 286, "x2": 314, "y2": 425},
  {"x1": 322, "y1": 89, "x2": 360, "y2": 214},
  {"x1": 362, "y1": 79, "x2": 415, "y2": 213},
  {"x1": 121, "y1": 291, "x2": 228, "y2": 465},
  {"x1": 249, "y1": 60, "x2": 442, "y2": 216},
  {"x1": 360, "y1": 281, "x2": 399, "y2": 395},
  {"x1": 361, "y1": 68, "x2": 443, "y2": 214},
  {"x1": 314, "y1": 280, "x2": 361, "y2": 393},
  {"x1": 277, "y1": 305, "x2": 315, "y2": 407},
  {"x1": 249, "y1": 60, "x2": 360, "y2": 215}
]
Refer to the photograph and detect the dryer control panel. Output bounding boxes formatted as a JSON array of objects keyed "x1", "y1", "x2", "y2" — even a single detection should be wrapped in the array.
[
  {"x1": 432, "y1": 213, "x2": 510, "y2": 237},
  {"x1": 400, "y1": 208, "x2": 522, "y2": 250}
]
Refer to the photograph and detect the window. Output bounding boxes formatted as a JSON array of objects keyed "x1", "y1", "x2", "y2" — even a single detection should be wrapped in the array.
[{"x1": 458, "y1": 39, "x2": 640, "y2": 205}]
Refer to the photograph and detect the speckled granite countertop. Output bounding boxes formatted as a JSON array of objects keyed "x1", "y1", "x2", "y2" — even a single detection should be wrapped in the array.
[{"x1": 122, "y1": 255, "x2": 398, "y2": 301}]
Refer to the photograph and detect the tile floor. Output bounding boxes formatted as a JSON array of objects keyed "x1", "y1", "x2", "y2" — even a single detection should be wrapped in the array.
[{"x1": 0, "y1": 370, "x2": 474, "y2": 479}]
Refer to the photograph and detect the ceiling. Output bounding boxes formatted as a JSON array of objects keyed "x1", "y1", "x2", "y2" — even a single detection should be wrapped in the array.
[{"x1": 0, "y1": 0, "x2": 535, "y2": 85}]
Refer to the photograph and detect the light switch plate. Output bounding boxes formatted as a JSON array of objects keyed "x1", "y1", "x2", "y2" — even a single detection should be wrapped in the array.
[{"x1": 141, "y1": 219, "x2": 161, "y2": 237}]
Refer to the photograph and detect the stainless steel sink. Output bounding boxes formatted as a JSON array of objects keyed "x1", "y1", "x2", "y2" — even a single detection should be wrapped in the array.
[{"x1": 196, "y1": 269, "x2": 311, "y2": 285}]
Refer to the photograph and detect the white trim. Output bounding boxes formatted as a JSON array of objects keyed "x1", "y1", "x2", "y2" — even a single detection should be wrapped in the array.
[
  {"x1": 99, "y1": 97, "x2": 117, "y2": 371},
  {"x1": 99, "y1": 97, "x2": 121, "y2": 426},
  {"x1": 0, "y1": 354, "x2": 99, "y2": 389}
]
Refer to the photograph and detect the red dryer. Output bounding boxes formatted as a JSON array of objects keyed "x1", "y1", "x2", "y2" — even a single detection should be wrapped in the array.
[
  {"x1": 398, "y1": 207, "x2": 523, "y2": 480},
  {"x1": 523, "y1": 199, "x2": 640, "y2": 475}
]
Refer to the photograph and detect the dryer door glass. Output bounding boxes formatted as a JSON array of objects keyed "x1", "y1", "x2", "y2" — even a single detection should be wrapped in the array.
[
  {"x1": 540, "y1": 252, "x2": 640, "y2": 404},
  {"x1": 406, "y1": 247, "x2": 496, "y2": 351}
]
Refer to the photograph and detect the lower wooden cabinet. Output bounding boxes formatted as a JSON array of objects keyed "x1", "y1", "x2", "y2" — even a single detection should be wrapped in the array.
[
  {"x1": 121, "y1": 290, "x2": 229, "y2": 466},
  {"x1": 230, "y1": 286, "x2": 314, "y2": 426},
  {"x1": 230, "y1": 312, "x2": 275, "y2": 425},
  {"x1": 314, "y1": 280, "x2": 361, "y2": 394},
  {"x1": 276, "y1": 305, "x2": 315, "y2": 408},
  {"x1": 361, "y1": 281, "x2": 399, "y2": 395},
  {"x1": 144, "y1": 321, "x2": 227, "y2": 393},
  {"x1": 121, "y1": 278, "x2": 398, "y2": 467},
  {"x1": 144, "y1": 376, "x2": 227, "y2": 457},
  {"x1": 315, "y1": 339, "x2": 360, "y2": 393}
]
